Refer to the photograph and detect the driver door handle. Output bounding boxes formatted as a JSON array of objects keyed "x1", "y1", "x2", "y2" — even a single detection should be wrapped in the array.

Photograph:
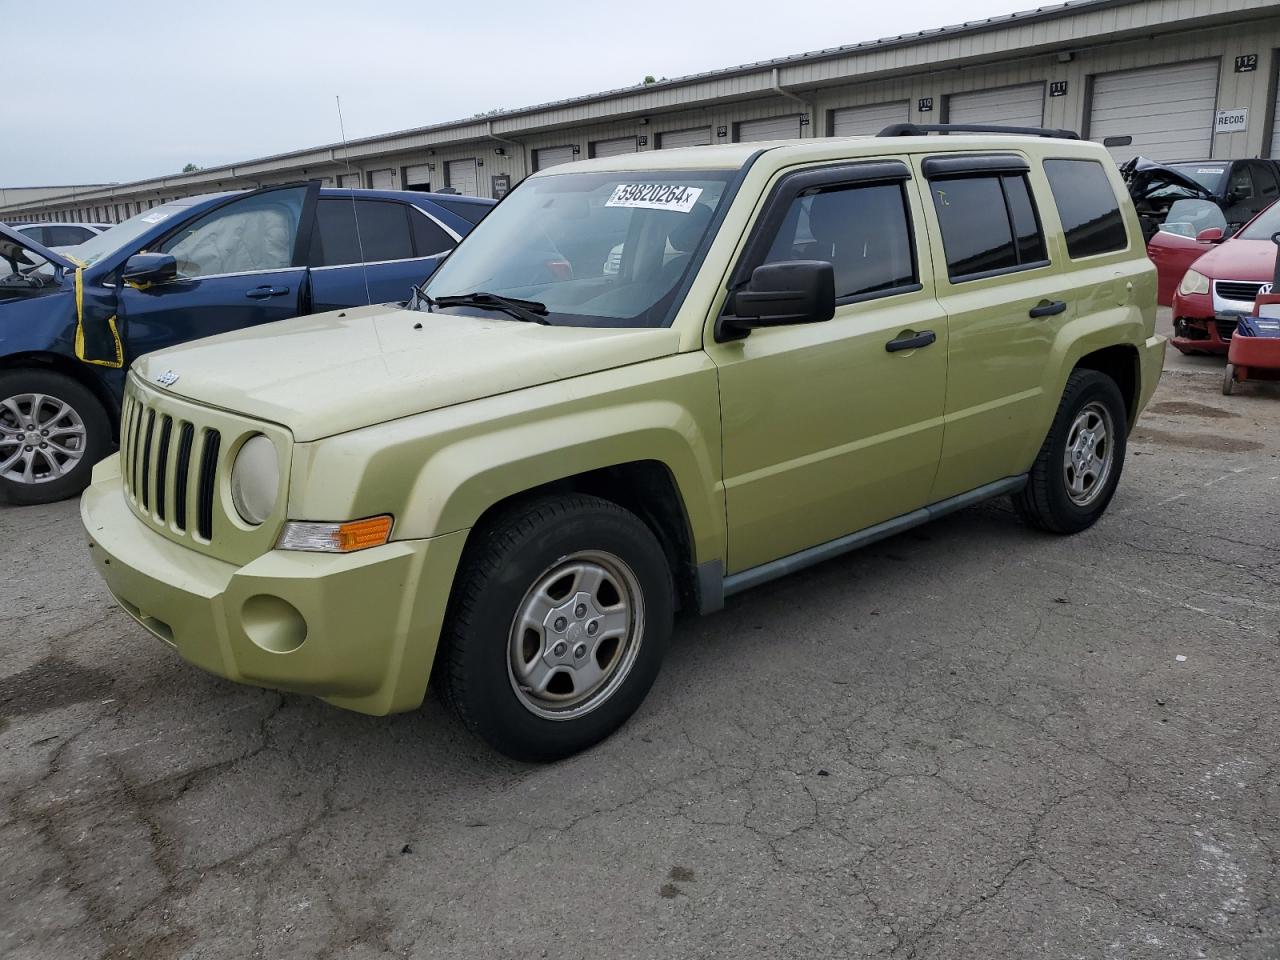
[
  {"x1": 245, "y1": 285, "x2": 290, "y2": 299},
  {"x1": 1029, "y1": 299, "x2": 1067, "y2": 319},
  {"x1": 885, "y1": 330, "x2": 937, "y2": 353}
]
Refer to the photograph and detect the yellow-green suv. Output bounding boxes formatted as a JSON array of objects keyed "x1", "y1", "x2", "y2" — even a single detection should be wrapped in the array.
[{"x1": 81, "y1": 128, "x2": 1165, "y2": 760}]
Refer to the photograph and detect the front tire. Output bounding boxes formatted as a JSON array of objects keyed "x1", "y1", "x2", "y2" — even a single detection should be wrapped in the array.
[
  {"x1": 440, "y1": 494, "x2": 674, "y2": 762},
  {"x1": 1013, "y1": 370, "x2": 1128, "y2": 534},
  {"x1": 0, "y1": 369, "x2": 112, "y2": 506}
]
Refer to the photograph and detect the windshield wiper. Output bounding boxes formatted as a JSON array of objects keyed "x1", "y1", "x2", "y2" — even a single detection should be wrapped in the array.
[{"x1": 431, "y1": 291, "x2": 550, "y2": 325}]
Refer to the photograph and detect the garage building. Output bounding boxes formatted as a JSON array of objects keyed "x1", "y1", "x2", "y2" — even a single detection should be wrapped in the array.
[{"x1": 7, "y1": 0, "x2": 1280, "y2": 223}]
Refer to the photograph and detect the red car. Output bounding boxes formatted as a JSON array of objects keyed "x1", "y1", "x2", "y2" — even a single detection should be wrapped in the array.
[{"x1": 1149, "y1": 199, "x2": 1280, "y2": 355}]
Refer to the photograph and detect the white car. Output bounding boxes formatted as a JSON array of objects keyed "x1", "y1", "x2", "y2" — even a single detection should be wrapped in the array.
[{"x1": 12, "y1": 222, "x2": 112, "y2": 248}]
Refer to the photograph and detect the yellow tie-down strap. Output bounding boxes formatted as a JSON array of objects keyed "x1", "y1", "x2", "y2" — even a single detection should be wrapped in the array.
[{"x1": 69, "y1": 256, "x2": 124, "y2": 369}]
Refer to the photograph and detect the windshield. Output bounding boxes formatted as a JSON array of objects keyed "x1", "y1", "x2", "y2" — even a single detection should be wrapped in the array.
[
  {"x1": 1239, "y1": 200, "x2": 1280, "y2": 240},
  {"x1": 1167, "y1": 163, "x2": 1227, "y2": 193},
  {"x1": 70, "y1": 199, "x2": 199, "y2": 267},
  {"x1": 423, "y1": 169, "x2": 735, "y2": 327}
]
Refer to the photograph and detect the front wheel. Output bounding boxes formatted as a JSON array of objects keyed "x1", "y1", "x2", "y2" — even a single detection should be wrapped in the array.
[
  {"x1": 1013, "y1": 369, "x2": 1128, "y2": 534},
  {"x1": 439, "y1": 494, "x2": 674, "y2": 762},
  {"x1": 0, "y1": 369, "x2": 112, "y2": 506}
]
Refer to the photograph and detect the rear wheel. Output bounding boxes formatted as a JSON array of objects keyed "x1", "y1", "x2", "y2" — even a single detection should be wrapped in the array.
[
  {"x1": 1013, "y1": 370, "x2": 1128, "y2": 534},
  {"x1": 440, "y1": 494, "x2": 674, "y2": 761},
  {"x1": 1222, "y1": 362, "x2": 1237, "y2": 396},
  {"x1": 0, "y1": 369, "x2": 111, "y2": 506}
]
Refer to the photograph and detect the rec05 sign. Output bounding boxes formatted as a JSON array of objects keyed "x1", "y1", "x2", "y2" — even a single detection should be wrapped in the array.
[{"x1": 1215, "y1": 108, "x2": 1249, "y2": 134}]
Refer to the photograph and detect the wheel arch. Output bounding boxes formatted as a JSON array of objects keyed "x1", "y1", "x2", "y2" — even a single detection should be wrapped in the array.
[
  {"x1": 0, "y1": 351, "x2": 121, "y2": 439},
  {"x1": 1072, "y1": 343, "x2": 1140, "y2": 428}
]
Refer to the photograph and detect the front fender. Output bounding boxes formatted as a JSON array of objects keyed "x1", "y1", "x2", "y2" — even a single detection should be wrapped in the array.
[{"x1": 288, "y1": 352, "x2": 726, "y2": 567}]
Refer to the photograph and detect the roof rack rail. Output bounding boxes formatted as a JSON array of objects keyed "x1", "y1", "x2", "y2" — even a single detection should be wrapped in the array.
[{"x1": 878, "y1": 123, "x2": 1081, "y2": 140}]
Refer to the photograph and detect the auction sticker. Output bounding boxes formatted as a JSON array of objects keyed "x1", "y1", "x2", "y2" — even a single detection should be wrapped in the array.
[
  {"x1": 140, "y1": 210, "x2": 174, "y2": 224},
  {"x1": 606, "y1": 183, "x2": 703, "y2": 213}
]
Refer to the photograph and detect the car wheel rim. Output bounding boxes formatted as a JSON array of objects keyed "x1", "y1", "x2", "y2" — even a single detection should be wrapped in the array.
[
  {"x1": 507, "y1": 550, "x2": 645, "y2": 721},
  {"x1": 0, "y1": 393, "x2": 88, "y2": 485},
  {"x1": 1062, "y1": 400, "x2": 1114, "y2": 508}
]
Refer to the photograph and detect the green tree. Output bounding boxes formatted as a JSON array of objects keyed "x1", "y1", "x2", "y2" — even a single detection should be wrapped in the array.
[{"x1": 182, "y1": 163, "x2": 200, "y2": 173}]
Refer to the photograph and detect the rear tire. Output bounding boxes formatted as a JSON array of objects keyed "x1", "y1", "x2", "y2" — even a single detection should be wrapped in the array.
[
  {"x1": 1013, "y1": 370, "x2": 1128, "y2": 535},
  {"x1": 439, "y1": 494, "x2": 674, "y2": 762},
  {"x1": 0, "y1": 369, "x2": 112, "y2": 506}
]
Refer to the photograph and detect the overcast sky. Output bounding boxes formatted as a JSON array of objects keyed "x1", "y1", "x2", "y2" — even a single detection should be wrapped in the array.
[{"x1": 4, "y1": 0, "x2": 1040, "y2": 186}]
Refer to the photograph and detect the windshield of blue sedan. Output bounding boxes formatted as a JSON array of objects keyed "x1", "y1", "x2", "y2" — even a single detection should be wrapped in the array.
[
  {"x1": 70, "y1": 200, "x2": 199, "y2": 267},
  {"x1": 422, "y1": 170, "x2": 734, "y2": 327}
]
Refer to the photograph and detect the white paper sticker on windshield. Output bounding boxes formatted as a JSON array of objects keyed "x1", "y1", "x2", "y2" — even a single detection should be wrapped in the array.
[
  {"x1": 606, "y1": 184, "x2": 704, "y2": 213},
  {"x1": 1196, "y1": 168, "x2": 1224, "y2": 175},
  {"x1": 140, "y1": 211, "x2": 173, "y2": 224}
]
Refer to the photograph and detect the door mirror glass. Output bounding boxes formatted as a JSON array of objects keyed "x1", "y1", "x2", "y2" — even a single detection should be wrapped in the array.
[
  {"x1": 121, "y1": 252, "x2": 177, "y2": 286},
  {"x1": 729, "y1": 260, "x2": 835, "y2": 330},
  {"x1": 1196, "y1": 227, "x2": 1225, "y2": 244},
  {"x1": 1159, "y1": 199, "x2": 1228, "y2": 238}
]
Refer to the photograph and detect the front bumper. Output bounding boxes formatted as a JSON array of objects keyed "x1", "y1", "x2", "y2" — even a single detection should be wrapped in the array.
[
  {"x1": 81, "y1": 455, "x2": 468, "y2": 715},
  {"x1": 1136, "y1": 334, "x2": 1167, "y2": 420},
  {"x1": 1171, "y1": 316, "x2": 1234, "y2": 355}
]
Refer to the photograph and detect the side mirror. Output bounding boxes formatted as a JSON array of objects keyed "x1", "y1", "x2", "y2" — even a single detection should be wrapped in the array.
[
  {"x1": 719, "y1": 260, "x2": 835, "y2": 340},
  {"x1": 121, "y1": 252, "x2": 177, "y2": 286},
  {"x1": 1196, "y1": 227, "x2": 1225, "y2": 244}
]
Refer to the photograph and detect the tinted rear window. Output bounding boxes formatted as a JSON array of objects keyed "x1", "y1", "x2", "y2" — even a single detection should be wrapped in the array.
[
  {"x1": 311, "y1": 199, "x2": 415, "y2": 266},
  {"x1": 931, "y1": 174, "x2": 1046, "y2": 280},
  {"x1": 434, "y1": 199, "x2": 491, "y2": 225},
  {"x1": 1043, "y1": 159, "x2": 1128, "y2": 258}
]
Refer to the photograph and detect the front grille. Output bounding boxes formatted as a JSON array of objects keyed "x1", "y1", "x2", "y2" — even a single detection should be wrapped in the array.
[
  {"x1": 1215, "y1": 318, "x2": 1238, "y2": 341},
  {"x1": 121, "y1": 392, "x2": 222, "y2": 543},
  {"x1": 1215, "y1": 280, "x2": 1266, "y2": 303},
  {"x1": 117, "y1": 375, "x2": 290, "y2": 565}
]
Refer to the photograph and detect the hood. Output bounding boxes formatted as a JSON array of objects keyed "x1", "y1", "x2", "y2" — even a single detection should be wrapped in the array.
[
  {"x1": 1120, "y1": 156, "x2": 1216, "y2": 202},
  {"x1": 133, "y1": 304, "x2": 682, "y2": 442},
  {"x1": 1190, "y1": 236, "x2": 1280, "y2": 281},
  {"x1": 0, "y1": 223, "x2": 78, "y2": 271}
]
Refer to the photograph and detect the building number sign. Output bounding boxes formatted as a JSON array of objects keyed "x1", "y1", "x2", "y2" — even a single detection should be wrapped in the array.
[
  {"x1": 1049, "y1": 81, "x2": 1069, "y2": 97},
  {"x1": 918, "y1": 97, "x2": 934, "y2": 112},
  {"x1": 1235, "y1": 54, "x2": 1258, "y2": 73}
]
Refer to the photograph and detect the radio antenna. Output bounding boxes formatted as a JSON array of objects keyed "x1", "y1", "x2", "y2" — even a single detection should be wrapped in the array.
[{"x1": 335, "y1": 95, "x2": 373, "y2": 306}]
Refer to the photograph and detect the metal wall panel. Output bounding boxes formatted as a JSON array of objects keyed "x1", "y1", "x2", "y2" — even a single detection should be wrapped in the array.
[
  {"x1": 735, "y1": 114, "x2": 802, "y2": 142},
  {"x1": 1089, "y1": 59, "x2": 1219, "y2": 162},
  {"x1": 829, "y1": 101, "x2": 910, "y2": 136},
  {"x1": 946, "y1": 82, "x2": 1045, "y2": 127}
]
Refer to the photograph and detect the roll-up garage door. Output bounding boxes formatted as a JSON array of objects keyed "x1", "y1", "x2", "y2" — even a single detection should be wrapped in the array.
[
  {"x1": 367, "y1": 169, "x2": 395, "y2": 189},
  {"x1": 737, "y1": 114, "x2": 802, "y2": 142},
  {"x1": 1090, "y1": 60, "x2": 1219, "y2": 163},
  {"x1": 1271, "y1": 72, "x2": 1280, "y2": 156},
  {"x1": 947, "y1": 83, "x2": 1045, "y2": 128},
  {"x1": 403, "y1": 163, "x2": 432, "y2": 190},
  {"x1": 658, "y1": 127, "x2": 711, "y2": 149},
  {"x1": 338, "y1": 173, "x2": 360, "y2": 189},
  {"x1": 534, "y1": 146, "x2": 576, "y2": 171},
  {"x1": 591, "y1": 136, "x2": 637, "y2": 158},
  {"x1": 446, "y1": 159, "x2": 478, "y2": 195},
  {"x1": 830, "y1": 101, "x2": 910, "y2": 137}
]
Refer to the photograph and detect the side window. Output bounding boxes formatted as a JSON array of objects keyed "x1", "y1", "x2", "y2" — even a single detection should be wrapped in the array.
[
  {"x1": 931, "y1": 174, "x2": 1047, "y2": 281},
  {"x1": 309, "y1": 199, "x2": 415, "y2": 266},
  {"x1": 158, "y1": 187, "x2": 305, "y2": 278},
  {"x1": 759, "y1": 182, "x2": 917, "y2": 300},
  {"x1": 1250, "y1": 162, "x2": 1278, "y2": 200},
  {"x1": 1227, "y1": 164, "x2": 1255, "y2": 203},
  {"x1": 1042, "y1": 159, "x2": 1128, "y2": 259},
  {"x1": 46, "y1": 225, "x2": 92, "y2": 247},
  {"x1": 410, "y1": 210, "x2": 454, "y2": 257}
]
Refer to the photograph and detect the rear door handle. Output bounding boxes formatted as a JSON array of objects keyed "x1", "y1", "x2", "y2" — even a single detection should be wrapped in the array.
[
  {"x1": 1029, "y1": 299, "x2": 1067, "y2": 319},
  {"x1": 885, "y1": 330, "x2": 937, "y2": 353},
  {"x1": 245, "y1": 285, "x2": 290, "y2": 299}
]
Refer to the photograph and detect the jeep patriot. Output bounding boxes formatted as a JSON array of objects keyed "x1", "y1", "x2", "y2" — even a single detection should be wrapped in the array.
[{"x1": 81, "y1": 128, "x2": 1165, "y2": 760}]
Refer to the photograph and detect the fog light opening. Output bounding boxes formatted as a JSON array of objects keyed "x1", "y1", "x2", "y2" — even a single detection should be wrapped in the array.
[{"x1": 241, "y1": 595, "x2": 308, "y2": 654}]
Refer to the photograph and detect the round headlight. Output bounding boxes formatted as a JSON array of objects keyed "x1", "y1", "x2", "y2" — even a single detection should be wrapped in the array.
[{"x1": 230, "y1": 434, "x2": 280, "y2": 526}]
